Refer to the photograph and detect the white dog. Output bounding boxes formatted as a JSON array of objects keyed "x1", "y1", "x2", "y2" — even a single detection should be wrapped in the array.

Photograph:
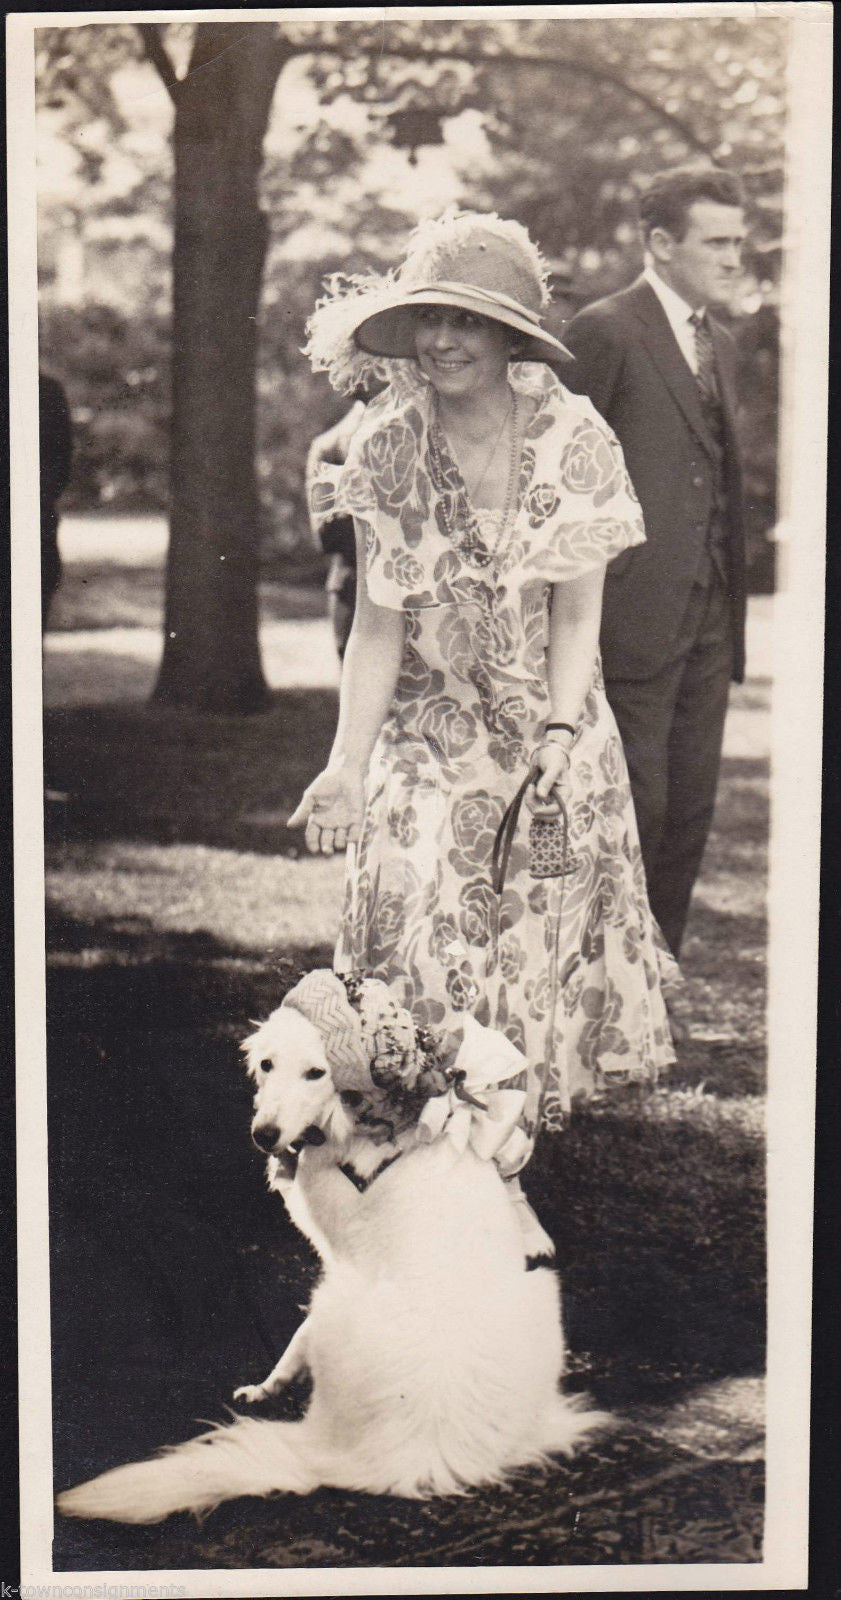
[{"x1": 58, "y1": 977, "x2": 605, "y2": 1524}]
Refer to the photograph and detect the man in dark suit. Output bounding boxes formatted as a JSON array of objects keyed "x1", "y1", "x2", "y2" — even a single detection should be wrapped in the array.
[{"x1": 562, "y1": 167, "x2": 748, "y2": 960}]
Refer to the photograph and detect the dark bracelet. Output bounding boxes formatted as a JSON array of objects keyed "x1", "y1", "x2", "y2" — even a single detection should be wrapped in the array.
[{"x1": 545, "y1": 721, "x2": 576, "y2": 737}]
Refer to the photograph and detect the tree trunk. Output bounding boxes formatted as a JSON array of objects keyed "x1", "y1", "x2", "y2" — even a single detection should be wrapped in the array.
[{"x1": 154, "y1": 24, "x2": 287, "y2": 712}]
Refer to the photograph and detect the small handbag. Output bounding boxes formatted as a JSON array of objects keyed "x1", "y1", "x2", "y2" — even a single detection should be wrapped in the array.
[{"x1": 491, "y1": 769, "x2": 574, "y2": 895}]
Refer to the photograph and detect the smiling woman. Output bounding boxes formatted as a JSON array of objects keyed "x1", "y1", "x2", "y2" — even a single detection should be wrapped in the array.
[{"x1": 292, "y1": 209, "x2": 677, "y2": 1208}]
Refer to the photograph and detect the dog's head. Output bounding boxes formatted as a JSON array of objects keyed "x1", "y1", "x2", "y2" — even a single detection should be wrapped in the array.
[{"x1": 242, "y1": 1005, "x2": 355, "y2": 1180}]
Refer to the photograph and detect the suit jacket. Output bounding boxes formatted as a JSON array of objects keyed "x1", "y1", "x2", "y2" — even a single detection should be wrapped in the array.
[{"x1": 560, "y1": 277, "x2": 746, "y2": 683}]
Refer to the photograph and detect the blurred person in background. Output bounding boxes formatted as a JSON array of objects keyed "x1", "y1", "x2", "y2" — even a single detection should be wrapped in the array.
[
  {"x1": 39, "y1": 370, "x2": 73, "y2": 629},
  {"x1": 305, "y1": 397, "x2": 366, "y2": 661},
  {"x1": 562, "y1": 167, "x2": 748, "y2": 970}
]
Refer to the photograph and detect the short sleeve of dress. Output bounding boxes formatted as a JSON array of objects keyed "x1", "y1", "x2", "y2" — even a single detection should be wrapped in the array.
[
  {"x1": 517, "y1": 391, "x2": 646, "y2": 585},
  {"x1": 326, "y1": 399, "x2": 446, "y2": 611}
]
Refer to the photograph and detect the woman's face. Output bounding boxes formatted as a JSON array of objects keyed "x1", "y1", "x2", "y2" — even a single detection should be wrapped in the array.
[{"x1": 413, "y1": 307, "x2": 513, "y2": 401}]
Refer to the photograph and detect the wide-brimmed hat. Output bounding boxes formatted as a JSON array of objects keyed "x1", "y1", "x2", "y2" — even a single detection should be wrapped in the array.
[{"x1": 352, "y1": 223, "x2": 573, "y2": 365}]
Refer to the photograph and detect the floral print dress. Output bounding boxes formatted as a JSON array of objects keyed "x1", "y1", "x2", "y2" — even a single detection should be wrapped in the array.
[{"x1": 310, "y1": 364, "x2": 675, "y2": 1162}]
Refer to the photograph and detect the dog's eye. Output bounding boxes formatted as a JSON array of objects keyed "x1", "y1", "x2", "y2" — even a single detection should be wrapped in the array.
[
  {"x1": 303, "y1": 1067, "x2": 326, "y2": 1080},
  {"x1": 259, "y1": 1059, "x2": 274, "y2": 1074}
]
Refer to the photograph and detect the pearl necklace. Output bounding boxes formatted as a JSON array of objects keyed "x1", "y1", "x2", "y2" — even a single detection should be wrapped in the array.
[{"x1": 429, "y1": 390, "x2": 522, "y2": 570}]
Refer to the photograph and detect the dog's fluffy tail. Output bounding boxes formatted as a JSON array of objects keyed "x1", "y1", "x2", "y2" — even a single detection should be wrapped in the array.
[
  {"x1": 56, "y1": 1416, "x2": 319, "y2": 1524},
  {"x1": 538, "y1": 1393, "x2": 613, "y2": 1461},
  {"x1": 57, "y1": 1397, "x2": 610, "y2": 1524}
]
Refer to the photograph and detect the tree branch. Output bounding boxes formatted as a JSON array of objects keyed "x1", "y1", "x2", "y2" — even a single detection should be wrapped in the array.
[
  {"x1": 279, "y1": 40, "x2": 712, "y2": 156},
  {"x1": 138, "y1": 22, "x2": 711, "y2": 153},
  {"x1": 138, "y1": 23, "x2": 180, "y2": 103}
]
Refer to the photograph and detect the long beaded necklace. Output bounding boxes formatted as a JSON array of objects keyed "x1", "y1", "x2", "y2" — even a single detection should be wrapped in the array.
[
  {"x1": 429, "y1": 389, "x2": 522, "y2": 571},
  {"x1": 450, "y1": 395, "x2": 513, "y2": 505}
]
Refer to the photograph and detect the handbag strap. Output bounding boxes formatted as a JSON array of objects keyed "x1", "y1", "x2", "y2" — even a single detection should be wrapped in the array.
[
  {"x1": 492, "y1": 771, "x2": 569, "y2": 896},
  {"x1": 491, "y1": 773, "x2": 532, "y2": 896}
]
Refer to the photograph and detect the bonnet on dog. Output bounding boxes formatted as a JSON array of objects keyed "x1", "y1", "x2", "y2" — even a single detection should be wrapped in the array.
[
  {"x1": 281, "y1": 968, "x2": 444, "y2": 1104},
  {"x1": 281, "y1": 969, "x2": 532, "y2": 1171}
]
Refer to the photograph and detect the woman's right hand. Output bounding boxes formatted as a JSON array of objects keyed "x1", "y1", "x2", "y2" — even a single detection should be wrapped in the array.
[{"x1": 287, "y1": 763, "x2": 365, "y2": 855}]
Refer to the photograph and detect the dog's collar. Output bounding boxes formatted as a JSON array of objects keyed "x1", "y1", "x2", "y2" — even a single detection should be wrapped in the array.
[
  {"x1": 283, "y1": 1127, "x2": 403, "y2": 1192},
  {"x1": 338, "y1": 1150, "x2": 404, "y2": 1193},
  {"x1": 288, "y1": 1124, "x2": 327, "y2": 1154},
  {"x1": 283, "y1": 1125, "x2": 328, "y2": 1170}
]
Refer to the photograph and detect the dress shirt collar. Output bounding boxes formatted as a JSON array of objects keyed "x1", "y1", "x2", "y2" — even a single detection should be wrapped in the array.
[
  {"x1": 643, "y1": 265, "x2": 709, "y2": 375},
  {"x1": 643, "y1": 264, "x2": 705, "y2": 334}
]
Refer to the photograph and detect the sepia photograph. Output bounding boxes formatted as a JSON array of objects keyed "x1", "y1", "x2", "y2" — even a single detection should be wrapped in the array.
[{"x1": 10, "y1": 4, "x2": 830, "y2": 1592}]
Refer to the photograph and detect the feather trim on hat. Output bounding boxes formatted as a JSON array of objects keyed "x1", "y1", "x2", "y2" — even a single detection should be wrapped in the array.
[
  {"x1": 397, "y1": 207, "x2": 552, "y2": 308},
  {"x1": 304, "y1": 271, "x2": 401, "y2": 396}
]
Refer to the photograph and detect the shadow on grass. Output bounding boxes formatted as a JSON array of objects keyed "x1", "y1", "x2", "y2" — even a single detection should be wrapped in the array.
[
  {"x1": 44, "y1": 704, "x2": 769, "y2": 870},
  {"x1": 47, "y1": 913, "x2": 328, "y2": 1476},
  {"x1": 45, "y1": 690, "x2": 768, "y2": 1568},
  {"x1": 674, "y1": 889, "x2": 767, "y2": 1098},
  {"x1": 525, "y1": 1113, "x2": 764, "y2": 1406},
  {"x1": 44, "y1": 689, "x2": 340, "y2": 855},
  {"x1": 48, "y1": 909, "x2": 764, "y2": 1571}
]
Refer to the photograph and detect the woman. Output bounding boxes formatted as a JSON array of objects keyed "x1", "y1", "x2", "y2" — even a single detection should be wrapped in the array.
[{"x1": 291, "y1": 211, "x2": 675, "y2": 1178}]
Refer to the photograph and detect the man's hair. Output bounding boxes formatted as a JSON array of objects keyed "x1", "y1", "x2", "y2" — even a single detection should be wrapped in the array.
[{"x1": 639, "y1": 166, "x2": 745, "y2": 241}]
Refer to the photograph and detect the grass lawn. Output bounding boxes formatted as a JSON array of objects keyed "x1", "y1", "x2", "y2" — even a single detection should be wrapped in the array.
[
  {"x1": 43, "y1": 562, "x2": 768, "y2": 1570},
  {"x1": 49, "y1": 520, "x2": 326, "y2": 634}
]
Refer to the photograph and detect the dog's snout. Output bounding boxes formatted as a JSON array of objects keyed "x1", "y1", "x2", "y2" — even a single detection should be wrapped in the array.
[{"x1": 252, "y1": 1124, "x2": 281, "y2": 1154}]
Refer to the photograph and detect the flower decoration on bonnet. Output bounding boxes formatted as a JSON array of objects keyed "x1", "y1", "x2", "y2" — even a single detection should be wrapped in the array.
[
  {"x1": 281, "y1": 968, "x2": 532, "y2": 1173},
  {"x1": 281, "y1": 969, "x2": 453, "y2": 1134}
]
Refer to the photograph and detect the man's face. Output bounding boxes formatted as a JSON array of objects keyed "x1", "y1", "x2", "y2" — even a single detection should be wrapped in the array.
[{"x1": 651, "y1": 199, "x2": 747, "y2": 309}]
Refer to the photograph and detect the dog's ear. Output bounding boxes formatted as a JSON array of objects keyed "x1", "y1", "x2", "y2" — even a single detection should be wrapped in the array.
[
  {"x1": 241, "y1": 1023, "x2": 272, "y2": 1081},
  {"x1": 241, "y1": 1030, "x2": 263, "y2": 1067},
  {"x1": 242, "y1": 1018, "x2": 268, "y2": 1052},
  {"x1": 322, "y1": 1095, "x2": 354, "y2": 1144}
]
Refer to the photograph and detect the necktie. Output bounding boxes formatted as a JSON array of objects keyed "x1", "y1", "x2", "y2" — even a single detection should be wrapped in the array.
[
  {"x1": 690, "y1": 309, "x2": 721, "y2": 411},
  {"x1": 689, "y1": 309, "x2": 728, "y2": 586}
]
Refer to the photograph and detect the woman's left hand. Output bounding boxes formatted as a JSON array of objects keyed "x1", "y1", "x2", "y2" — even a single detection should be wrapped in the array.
[{"x1": 526, "y1": 741, "x2": 572, "y2": 811}]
